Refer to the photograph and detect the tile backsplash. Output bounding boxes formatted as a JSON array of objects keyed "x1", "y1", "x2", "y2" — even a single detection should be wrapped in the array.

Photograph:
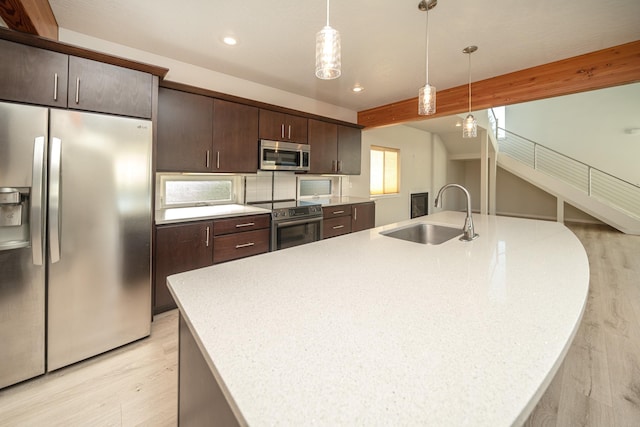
[{"x1": 243, "y1": 171, "x2": 345, "y2": 203}]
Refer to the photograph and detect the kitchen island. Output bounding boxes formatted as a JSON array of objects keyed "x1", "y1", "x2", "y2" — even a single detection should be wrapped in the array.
[{"x1": 167, "y1": 211, "x2": 589, "y2": 426}]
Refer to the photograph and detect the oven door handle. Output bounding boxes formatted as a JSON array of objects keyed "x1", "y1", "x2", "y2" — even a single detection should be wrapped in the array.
[{"x1": 274, "y1": 216, "x2": 323, "y2": 228}]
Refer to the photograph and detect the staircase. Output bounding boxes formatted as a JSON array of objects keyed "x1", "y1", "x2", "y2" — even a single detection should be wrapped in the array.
[{"x1": 494, "y1": 127, "x2": 640, "y2": 235}]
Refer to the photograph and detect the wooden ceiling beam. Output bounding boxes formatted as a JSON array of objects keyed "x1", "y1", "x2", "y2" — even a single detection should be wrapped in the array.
[
  {"x1": 0, "y1": 0, "x2": 58, "y2": 40},
  {"x1": 358, "y1": 40, "x2": 640, "y2": 129}
]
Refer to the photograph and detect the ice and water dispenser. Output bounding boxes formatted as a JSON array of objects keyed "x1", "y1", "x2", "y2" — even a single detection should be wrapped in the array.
[{"x1": 0, "y1": 187, "x2": 31, "y2": 250}]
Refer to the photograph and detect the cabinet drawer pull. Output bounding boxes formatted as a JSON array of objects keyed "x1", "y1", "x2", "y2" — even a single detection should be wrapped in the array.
[
  {"x1": 332, "y1": 210, "x2": 345, "y2": 215},
  {"x1": 205, "y1": 226, "x2": 210, "y2": 247},
  {"x1": 354, "y1": 207, "x2": 357, "y2": 221},
  {"x1": 235, "y1": 242, "x2": 255, "y2": 249},
  {"x1": 281, "y1": 124, "x2": 285, "y2": 139},
  {"x1": 288, "y1": 124, "x2": 291, "y2": 139},
  {"x1": 216, "y1": 151, "x2": 220, "y2": 169},
  {"x1": 332, "y1": 225, "x2": 345, "y2": 230},
  {"x1": 53, "y1": 73, "x2": 58, "y2": 101},
  {"x1": 75, "y1": 77, "x2": 80, "y2": 104},
  {"x1": 235, "y1": 222, "x2": 255, "y2": 228},
  {"x1": 206, "y1": 150, "x2": 210, "y2": 168}
]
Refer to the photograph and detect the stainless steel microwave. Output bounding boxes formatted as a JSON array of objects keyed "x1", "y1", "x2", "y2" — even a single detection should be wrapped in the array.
[{"x1": 259, "y1": 140, "x2": 310, "y2": 171}]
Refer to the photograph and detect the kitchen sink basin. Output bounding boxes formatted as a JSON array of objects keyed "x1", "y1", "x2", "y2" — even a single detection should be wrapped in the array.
[{"x1": 380, "y1": 223, "x2": 462, "y2": 245}]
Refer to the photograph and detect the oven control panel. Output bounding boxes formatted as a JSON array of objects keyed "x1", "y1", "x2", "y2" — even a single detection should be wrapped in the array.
[{"x1": 272, "y1": 205, "x2": 323, "y2": 220}]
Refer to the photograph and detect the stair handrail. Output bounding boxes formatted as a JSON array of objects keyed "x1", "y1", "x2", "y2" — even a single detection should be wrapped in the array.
[
  {"x1": 496, "y1": 125, "x2": 640, "y2": 219},
  {"x1": 497, "y1": 126, "x2": 640, "y2": 191}
]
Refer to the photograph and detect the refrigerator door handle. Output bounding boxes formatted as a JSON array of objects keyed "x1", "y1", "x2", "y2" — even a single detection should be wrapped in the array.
[
  {"x1": 49, "y1": 137, "x2": 62, "y2": 263},
  {"x1": 31, "y1": 137, "x2": 46, "y2": 266}
]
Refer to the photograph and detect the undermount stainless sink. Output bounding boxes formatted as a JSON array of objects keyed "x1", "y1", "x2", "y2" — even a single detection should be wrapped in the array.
[{"x1": 380, "y1": 223, "x2": 463, "y2": 245}]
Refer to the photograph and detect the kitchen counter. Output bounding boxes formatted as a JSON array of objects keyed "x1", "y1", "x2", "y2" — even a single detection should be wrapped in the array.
[
  {"x1": 167, "y1": 211, "x2": 589, "y2": 426},
  {"x1": 301, "y1": 195, "x2": 373, "y2": 207},
  {"x1": 155, "y1": 204, "x2": 271, "y2": 225}
]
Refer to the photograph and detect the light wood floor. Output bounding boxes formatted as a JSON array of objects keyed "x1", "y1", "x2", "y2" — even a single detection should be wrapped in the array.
[
  {"x1": 0, "y1": 310, "x2": 179, "y2": 426},
  {"x1": 525, "y1": 223, "x2": 640, "y2": 426},
  {"x1": 0, "y1": 223, "x2": 637, "y2": 426}
]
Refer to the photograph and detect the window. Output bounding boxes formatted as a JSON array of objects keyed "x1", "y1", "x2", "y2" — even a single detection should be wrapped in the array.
[
  {"x1": 159, "y1": 175, "x2": 234, "y2": 208},
  {"x1": 299, "y1": 179, "x2": 332, "y2": 197},
  {"x1": 370, "y1": 146, "x2": 399, "y2": 195}
]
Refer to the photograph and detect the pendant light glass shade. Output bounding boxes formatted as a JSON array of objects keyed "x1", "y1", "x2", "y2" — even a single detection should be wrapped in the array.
[
  {"x1": 462, "y1": 45, "x2": 478, "y2": 138},
  {"x1": 462, "y1": 113, "x2": 477, "y2": 138},
  {"x1": 315, "y1": 0, "x2": 341, "y2": 80},
  {"x1": 418, "y1": 84, "x2": 436, "y2": 115},
  {"x1": 418, "y1": 1, "x2": 436, "y2": 116}
]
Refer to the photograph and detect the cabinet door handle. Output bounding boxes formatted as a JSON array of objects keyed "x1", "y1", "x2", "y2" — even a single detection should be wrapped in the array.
[
  {"x1": 337, "y1": 160, "x2": 342, "y2": 172},
  {"x1": 332, "y1": 210, "x2": 344, "y2": 215},
  {"x1": 216, "y1": 151, "x2": 220, "y2": 169},
  {"x1": 235, "y1": 222, "x2": 255, "y2": 228},
  {"x1": 332, "y1": 225, "x2": 345, "y2": 230},
  {"x1": 205, "y1": 226, "x2": 210, "y2": 247},
  {"x1": 235, "y1": 242, "x2": 255, "y2": 249},
  {"x1": 281, "y1": 124, "x2": 285, "y2": 139},
  {"x1": 332, "y1": 160, "x2": 336, "y2": 172},
  {"x1": 206, "y1": 150, "x2": 210, "y2": 168},
  {"x1": 288, "y1": 125, "x2": 291, "y2": 140},
  {"x1": 75, "y1": 77, "x2": 80, "y2": 104},
  {"x1": 53, "y1": 73, "x2": 58, "y2": 101},
  {"x1": 354, "y1": 207, "x2": 357, "y2": 221}
]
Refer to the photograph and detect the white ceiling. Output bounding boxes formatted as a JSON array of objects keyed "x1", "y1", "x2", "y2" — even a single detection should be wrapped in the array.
[{"x1": 46, "y1": 0, "x2": 640, "y2": 115}]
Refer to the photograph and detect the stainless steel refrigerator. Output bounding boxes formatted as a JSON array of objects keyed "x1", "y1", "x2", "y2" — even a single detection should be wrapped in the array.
[{"x1": 0, "y1": 101, "x2": 152, "y2": 388}]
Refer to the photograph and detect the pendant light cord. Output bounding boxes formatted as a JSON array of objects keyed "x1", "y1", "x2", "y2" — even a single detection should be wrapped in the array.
[
  {"x1": 425, "y1": 7, "x2": 430, "y2": 83},
  {"x1": 326, "y1": 0, "x2": 330, "y2": 26},
  {"x1": 467, "y1": 51, "x2": 472, "y2": 113}
]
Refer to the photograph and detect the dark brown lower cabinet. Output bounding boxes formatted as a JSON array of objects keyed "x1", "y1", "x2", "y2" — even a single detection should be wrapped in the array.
[
  {"x1": 323, "y1": 216, "x2": 352, "y2": 239},
  {"x1": 322, "y1": 202, "x2": 375, "y2": 239},
  {"x1": 153, "y1": 214, "x2": 271, "y2": 314},
  {"x1": 352, "y1": 202, "x2": 376, "y2": 232},
  {"x1": 213, "y1": 229, "x2": 270, "y2": 264},
  {"x1": 154, "y1": 222, "x2": 213, "y2": 314}
]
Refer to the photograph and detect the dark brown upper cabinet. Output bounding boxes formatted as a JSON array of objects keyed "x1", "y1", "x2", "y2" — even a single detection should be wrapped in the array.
[
  {"x1": 308, "y1": 119, "x2": 338, "y2": 174},
  {"x1": 337, "y1": 125, "x2": 362, "y2": 175},
  {"x1": 308, "y1": 119, "x2": 362, "y2": 175},
  {"x1": 259, "y1": 109, "x2": 308, "y2": 144},
  {"x1": 67, "y1": 57, "x2": 152, "y2": 118},
  {"x1": 0, "y1": 39, "x2": 68, "y2": 108},
  {"x1": 0, "y1": 39, "x2": 153, "y2": 119},
  {"x1": 212, "y1": 99, "x2": 259, "y2": 173},
  {"x1": 156, "y1": 88, "x2": 214, "y2": 172}
]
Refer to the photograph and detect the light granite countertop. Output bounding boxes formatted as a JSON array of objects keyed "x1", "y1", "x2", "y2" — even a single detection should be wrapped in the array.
[
  {"x1": 300, "y1": 196, "x2": 374, "y2": 206},
  {"x1": 155, "y1": 204, "x2": 271, "y2": 225},
  {"x1": 167, "y1": 211, "x2": 589, "y2": 426},
  {"x1": 156, "y1": 198, "x2": 372, "y2": 225}
]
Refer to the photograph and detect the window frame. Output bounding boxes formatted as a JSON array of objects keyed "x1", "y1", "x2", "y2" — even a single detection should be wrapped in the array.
[{"x1": 370, "y1": 145, "x2": 400, "y2": 196}]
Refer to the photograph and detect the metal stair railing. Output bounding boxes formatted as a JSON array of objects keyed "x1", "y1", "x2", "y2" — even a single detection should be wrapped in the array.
[{"x1": 494, "y1": 126, "x2": 640, "y2": 219}]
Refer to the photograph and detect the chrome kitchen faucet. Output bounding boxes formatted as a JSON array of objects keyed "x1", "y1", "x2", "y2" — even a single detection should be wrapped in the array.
[{"x1": 434, "y1": 184, "x2": 479, "y2": 242}]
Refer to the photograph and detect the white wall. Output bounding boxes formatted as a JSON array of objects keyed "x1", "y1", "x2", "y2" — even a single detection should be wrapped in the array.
[
  {"x1": 451, "y1": 160, "x2": 603, "y2": 223},
  {"x1": 506, "y1": 83, "x2": 640, "y2": 186},
  {"x1": 58, "y1": 28, "x2": 357, "y2": 123},
  {"x1": 349, "y1": 125, "x2": 433, "y2": 227}
]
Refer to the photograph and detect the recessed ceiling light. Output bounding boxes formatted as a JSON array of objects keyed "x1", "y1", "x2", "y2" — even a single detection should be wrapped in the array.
[
  {"x1": 352, "y1": 86, "x2": 364, "y2": 93},
  {"x1": 223, "y1": 36, "x2": 238, "y2": 46}
]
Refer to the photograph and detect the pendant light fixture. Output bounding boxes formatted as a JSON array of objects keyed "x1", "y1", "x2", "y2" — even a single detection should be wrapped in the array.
[
  {"x1": 418, "y1": 0, "x2": 437, "y2": 115},
  {"x1": 462, "y1": 45, "x2": 478, "y2": 138},
  {"x1": 315, "y1": 0, "x2": 341, "y2": 80}
]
